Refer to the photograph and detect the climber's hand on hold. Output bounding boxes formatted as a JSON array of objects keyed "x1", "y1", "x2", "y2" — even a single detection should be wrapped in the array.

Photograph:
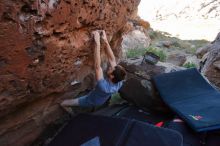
[
  {"x1": 100, "y1": 30, "x2": 108, "y2": 43},
  {"x1": 100, "y1": 30, "x2": 116, "y2": 68},
  {"x1": 92, "y1": 31, "x2": 100, "y2": 46}
]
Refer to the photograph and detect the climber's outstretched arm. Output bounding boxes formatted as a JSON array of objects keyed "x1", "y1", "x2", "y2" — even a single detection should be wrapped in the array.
[
  {"x1": 92, "y1": 31, "x2": 103, "y2": 81},
  {"x1": 101, "y1": 30, "x2": 117, "y2": 68}
]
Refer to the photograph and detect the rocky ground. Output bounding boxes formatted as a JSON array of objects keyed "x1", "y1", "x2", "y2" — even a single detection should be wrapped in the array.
[
  {"x1": 122, "y1": 28, "x2": 210, "y2": 69},
  {"x1": 117, "y1": 27, "x2": 220, "y2": 120}
]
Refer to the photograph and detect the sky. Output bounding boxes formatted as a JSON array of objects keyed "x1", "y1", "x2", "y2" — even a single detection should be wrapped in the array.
[{"x1": 138, "y1": 0, "x2": 220, "y2": 41}]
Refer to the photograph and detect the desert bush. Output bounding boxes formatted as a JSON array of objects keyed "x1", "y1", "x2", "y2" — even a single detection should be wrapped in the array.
[
  {"x1": 126, "y1": 48, "x2": 146, "y2": 58},
  {"x1": 126, "y1": 47, "x2": 167, "y2": 62},
  {"x1": 145, "y1": 47, "x2": 167, "y2": 62},
  {"x1": 183, "y1": 62, "x2": 197, "y2": 68}
]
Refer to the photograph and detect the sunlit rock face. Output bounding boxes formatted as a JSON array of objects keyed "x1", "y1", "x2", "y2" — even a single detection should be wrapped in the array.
[
  {"x1": 120, "y1": 12, "x2": 151, "y2": 58},
  {"x1": 0, "y1": 0, "x2": 140, "y2": 145},
  {"x1": 201, "y1": 32, "x2": 220, "y2": 88}
]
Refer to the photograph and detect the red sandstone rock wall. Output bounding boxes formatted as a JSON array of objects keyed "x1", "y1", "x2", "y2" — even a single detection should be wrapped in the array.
[{"x1": 0, "y1": 0, "x2": 140, "y2": 145}]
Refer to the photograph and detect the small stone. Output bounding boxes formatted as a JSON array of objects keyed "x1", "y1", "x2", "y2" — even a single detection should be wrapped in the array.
[{"x1": 213, "y1": 61, "x2": 220, "y2": 70}]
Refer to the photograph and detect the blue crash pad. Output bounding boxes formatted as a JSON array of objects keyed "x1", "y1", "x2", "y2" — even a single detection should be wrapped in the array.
[
  {"x1": 153, "y1": 68, "x2": 220, "y2": 132},
  {"x1": 48, "y1": 114, "x2": 182, "y2": 146}
]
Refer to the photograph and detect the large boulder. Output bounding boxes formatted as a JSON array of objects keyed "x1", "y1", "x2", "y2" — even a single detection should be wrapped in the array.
[
  {"x1": 201, "y1": 32, "x2": 220, "y2": 88},
  {"x1": 196, "y1": 43, "x2": 212, "y2": 59},
  {"x1": 122, "y1": 29, "x2": 151, "y2": 57},
  {"x1": 119, "y1": 58, "x2": 184, "y2": 113},
  {"x1": 183, "y1": 55, "x2": 200, "y2": 69},
  {"x1": 167, "y1": 52, "x2": 187, "y2": 66},
  {"x1": 0, "y1": 0, "x2": 140, "y2": 145},
  {"x1": 121, "y1": 19, "x2": 151, "y2": 58}
]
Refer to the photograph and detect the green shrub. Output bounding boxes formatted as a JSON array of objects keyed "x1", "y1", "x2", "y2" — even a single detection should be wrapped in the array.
[
  {"x1": 149, "y1": 30, "x2": 171, "y2": 40},
  {"x1": 186, "y1": 47, "x2": 197, "y2": 54},
  {"x1": 183, "y1": 62, "x2": 197, "y2": 68},
  {"x1": 126, "y1": 48, "x2": 147, "y2": 58},
  {"x1": 126, "y1": 47, "x2": 167, "y2": 62},
  {"x1": 145, "y1": 47, "x2": 167, "y2": 62}
]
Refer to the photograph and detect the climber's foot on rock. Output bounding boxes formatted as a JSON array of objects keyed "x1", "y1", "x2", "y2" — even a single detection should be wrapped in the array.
[{"x1": 60, "y1": 103, "x2": 74, "y2": 116}]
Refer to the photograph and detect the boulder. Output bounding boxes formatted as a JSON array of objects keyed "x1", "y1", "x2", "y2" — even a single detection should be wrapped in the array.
[
  {"x1": 121, "y1": 27, "x2": 151, "y2": 58},
  {"x1": 119, "y1": 58, "x2": 184, "y2": 113},
  {"x1": 119, "y1": 77, "x2": 170, "y2": 113},
  {"x1": 184, "y1": 55, "x2": 200, "y2": 68},
  {"x1": 201, "y1": 32, "x2": 220, "y2": 88},
  {"x1": 156, "y1": 40, "x2": 176, "y2": 48},
  {"x1": 0, "y1": 0, "x2": 140, "y2": 145},
  {"x1": 122, "y1": 29, "x2": 151, "y2": 49},
  {"x1": 167, "y1": 53, "x2": 187, "y2": 66}
]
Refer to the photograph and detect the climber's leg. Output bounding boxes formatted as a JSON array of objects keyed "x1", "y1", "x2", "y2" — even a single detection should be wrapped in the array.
[
  {"x1": 61, "y1": 98, "x2": 79, "y2": 107},
  {"x1": 60, "y1": 94, "x2": 93, "y2": 107},
  {"x1": 60, "y1": 98, "x2": 80, "y2": 115}
]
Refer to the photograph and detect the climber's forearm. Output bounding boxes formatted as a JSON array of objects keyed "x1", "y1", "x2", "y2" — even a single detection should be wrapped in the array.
[
  {"x1": 104, "y1": 41, "x2": 117, "y2": 67},
  {"x1": 92, "y1": 30, "x2": 103, "y2": 81},
  {"x1": 94, "y1": 43, "x2": 101, "y2": 69},
  {"x1": 94, "y1": 42, "x2": 103, "y2": 80}
]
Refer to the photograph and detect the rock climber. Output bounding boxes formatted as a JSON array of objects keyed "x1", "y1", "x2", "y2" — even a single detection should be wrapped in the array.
[{"x1": 61, "y1": 30, "x2": 126, "y2": 109}]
